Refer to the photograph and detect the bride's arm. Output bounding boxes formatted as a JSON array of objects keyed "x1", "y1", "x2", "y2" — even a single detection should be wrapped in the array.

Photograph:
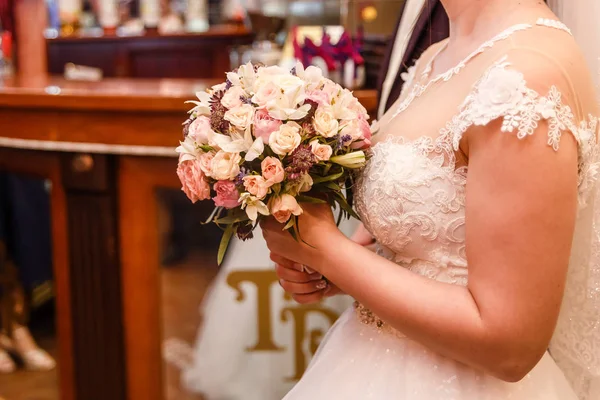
[{"x1": 263, "y1": 116, "x2": 579, "y2": 382}]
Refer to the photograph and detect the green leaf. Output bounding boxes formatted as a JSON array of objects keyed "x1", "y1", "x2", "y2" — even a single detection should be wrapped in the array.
[
  {"x1": 200, "y1": 145, "x2": 215, "y2": 152},
  {"x1": 334, "y1": 192, "x2": 360, "y2": 220},
  {"x1": 312, "y1": 170, "x2": 345, "y2": 184},
  {"x1": 201, "y1": 206, "x2": 222, "y2": 225},
  {"x1": 295, "y1": 195, "x2": 327, "y2": 204},
  {"x1": 214, "y1": 210, "x2": 250, "y2": 225},
  {"x1": 283, "y1": 217, "x2": 296, "y2": 231},
  {"x1": 217, "y1": 225, "x2": 234, "y2": 265}
]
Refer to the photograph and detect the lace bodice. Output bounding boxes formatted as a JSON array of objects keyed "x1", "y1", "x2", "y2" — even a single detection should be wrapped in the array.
[
  {"x1": 355, "y1": 19, "x2": 599, "y2": 287},
  {"x1": 353, "y1": 18, "x2": 600, "y2": 400}
]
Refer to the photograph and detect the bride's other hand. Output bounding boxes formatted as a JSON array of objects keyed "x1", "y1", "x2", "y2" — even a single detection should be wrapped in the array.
[
  {"x1": 261, "y1": 203, "x2": 345, "y2": 274},
  {"x1": 271, "y1": 253, "x2": 342, "y2": 304}
]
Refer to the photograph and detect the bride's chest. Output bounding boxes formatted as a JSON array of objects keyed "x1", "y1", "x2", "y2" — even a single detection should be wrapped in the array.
[{"x1": 354, "y1": 140, "x2": 467, "y2": 263}]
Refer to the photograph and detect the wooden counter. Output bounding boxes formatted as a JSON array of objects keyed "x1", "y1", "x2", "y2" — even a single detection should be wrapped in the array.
[{"x1": 0, "y1": 75, "x2": 377, "y2": 400}]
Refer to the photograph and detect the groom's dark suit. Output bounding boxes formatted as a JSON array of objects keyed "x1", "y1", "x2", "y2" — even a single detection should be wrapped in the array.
[{"x1": 377, "y1": 0, "x2": 450, "y2": 114}]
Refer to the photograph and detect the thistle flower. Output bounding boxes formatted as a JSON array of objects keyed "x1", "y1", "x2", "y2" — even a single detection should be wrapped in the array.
[
  {"x1": 298, "y1": 99, "x2": 319, "y2": 125},
  {"x1": 209, "y1": 90, "x2": 231, "y2": 133},
  {"x1": 236, "y1": 224, "x2": 254, "y2": 241},
  {"x1": 182, "y1": 117, "x2": 194, "y2": 139},
  {"x1": 285, "y1": 144, "x2": 316, "y2": 180}
]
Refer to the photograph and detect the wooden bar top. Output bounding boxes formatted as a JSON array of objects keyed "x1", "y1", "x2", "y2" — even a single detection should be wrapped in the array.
[
  {"x1": 0, "y1": 75, "x2": 377, "y2": 114},
  {"x1": 0, "y1": 75, "x2": 222, "y2": 112},
  {"x1": 0, "y1": 75, "x2": 377, "y2": 155}
]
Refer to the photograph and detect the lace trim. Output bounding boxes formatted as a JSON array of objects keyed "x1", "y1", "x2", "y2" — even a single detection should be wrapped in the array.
[
  {"x1": 450, "y1": 58, "x2": 599, "y2": 205},
  {"x1": 536, "y1": 18, "x2": 572, "y2": 35},
  {"x1": 393, "y1": 19, "x2": 572, "y2": 120}
]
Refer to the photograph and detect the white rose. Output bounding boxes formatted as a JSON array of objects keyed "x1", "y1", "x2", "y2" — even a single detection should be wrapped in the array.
[
  {"x1": 313, "y1": 106, "x2": 339, "y2": 138},
  {"x1": 269, "y1": 122, "x2": 302, "y2": 155},
  {"x1": 471, "y1": 67, "x2": 526, "y2": 125},
  {"x1": 211, "y1": 150, "x2": 241, "y2": 180},
  {"x1": 252, "y1": 81, "x2": 279, "y2": 107},
  {"x1": 310, "y1": 140, "x2": 333, "y2": 161},
  {"x1": 224, "y1": 104, "x2": 255, "y2": 130},
  {"x1": 273, "y1": 73, "x2": 305, "y2": 95},
  {"x1": 252, "y1": 65, "x2": 287, "y2": 93},
  {"x1": 221, "y1": 86, "x2": 247, "y2": 109}
]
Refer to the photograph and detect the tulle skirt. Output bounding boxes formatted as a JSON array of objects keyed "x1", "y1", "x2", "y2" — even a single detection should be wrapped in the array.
[{"x1": 283, "y1": 308, "x2": 579, "y2": 400}]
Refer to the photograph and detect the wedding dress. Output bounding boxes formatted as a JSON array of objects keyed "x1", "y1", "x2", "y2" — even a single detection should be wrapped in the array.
[
  {"x1": 172, "y1": 219, "x2": 357, "y2": 400},
  {"x1": 284, "y1": 18, "x2": 600, "y2": 400}
]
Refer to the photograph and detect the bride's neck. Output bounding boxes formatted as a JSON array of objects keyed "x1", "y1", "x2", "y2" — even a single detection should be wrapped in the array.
[{"x1": 440, "y1": 0, "x2": 546, "y2": 39}]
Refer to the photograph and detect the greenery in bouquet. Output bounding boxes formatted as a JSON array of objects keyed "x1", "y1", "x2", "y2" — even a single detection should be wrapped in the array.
[{"x1": 176, "y1": 61, "x2": 373, "y2": 264}]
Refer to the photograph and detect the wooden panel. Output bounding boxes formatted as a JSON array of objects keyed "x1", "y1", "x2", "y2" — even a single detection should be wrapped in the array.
[
  {"x1": 0, "y1": 148, "x2": 74, "y2": 400},
  {"x1": 47, "y1": 42, "x2": 120, "y2": 76},
  {"x1": 119, "y1": 156, "x2": 179, "y2": 400},
  {"x1": 61, "y1": 152, "x2": 126, "y2": 400},
  {"x1": 46, "y1": 28, "x2": 254, "y2": 79}
]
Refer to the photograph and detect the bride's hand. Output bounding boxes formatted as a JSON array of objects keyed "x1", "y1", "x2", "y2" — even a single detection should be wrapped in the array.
[
  {"x1": 271, "y1": 253, "x2": 342, "y2": 304},
  {"x1": 261, "y1": 203, "x2": 343, "y2": 272}
]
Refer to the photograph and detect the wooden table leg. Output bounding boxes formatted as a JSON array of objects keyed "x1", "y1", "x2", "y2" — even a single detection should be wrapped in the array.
[{"x1": 119, "y1": 156, "x2": 179, "y2": 400}]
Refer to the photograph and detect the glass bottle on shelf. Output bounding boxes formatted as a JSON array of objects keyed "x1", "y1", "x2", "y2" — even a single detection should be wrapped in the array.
[
  {"x1": 141, "y1": 0, "x2": 161, "y2": 34},
  {"x1": 58, "y1": 0, "x2": 82, "y2": 36}
]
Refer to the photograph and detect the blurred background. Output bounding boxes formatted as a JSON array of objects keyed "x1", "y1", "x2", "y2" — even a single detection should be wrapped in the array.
[{"x1": 0, "y1": 1, "x2": 403, "y2": 399}]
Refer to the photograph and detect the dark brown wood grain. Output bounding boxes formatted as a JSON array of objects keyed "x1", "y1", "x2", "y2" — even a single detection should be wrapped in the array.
[{"x1": 46, "y1": 27, "x2": 254, "y2": 79}]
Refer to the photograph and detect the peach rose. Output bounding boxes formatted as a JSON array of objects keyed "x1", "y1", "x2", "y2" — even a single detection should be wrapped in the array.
[
  {"x1": 261, "y1": 157, "x2": 284, "y2": 185},
  {"x1": 224, "y1": 104, "x2": 255, "y2": 130},
  {"x1": 221, "y1": 86, "x2": 246, "y2": 109},
  {"x1": 252, "y1": 81, "x2": 279, "y2": 108},
  {"x1": 270, "y1": 194, "x2": 303, "y2": 224},
  {"x1": 211, "y1": 151, "x2": 241, "y2": 180},
  {"x1": 177, "y1": 159, "x2": 211, "y2": 203},
  {"x1": 269, "y1": 122, "x2": 302, "y2": 155},
  {"x1": 253, "y1": 109, "x2": 282, "y2": 143},
  {"x1": 199, "y1": 151, "x2": 216, "y2": 176},
  {"x1": 243, "y1": 175, "x2": 269, "y2": 199},
  {"x1": 213, "y1": 180, "x2": 240, "y2": 209},
  {"x1": 310, "y1": 140, "x2": 333, "y2": 161},
  {"x1": 313, "y1": 106, "x2": 339, "y2": 138}
]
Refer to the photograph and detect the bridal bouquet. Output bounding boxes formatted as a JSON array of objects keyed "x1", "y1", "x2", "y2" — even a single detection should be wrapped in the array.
[{"x1": 176, "y1": 62, "x2": 372, "y2": 264}]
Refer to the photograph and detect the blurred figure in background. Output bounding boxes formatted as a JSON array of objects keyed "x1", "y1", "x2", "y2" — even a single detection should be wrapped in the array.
[
  {"x1": 0, "y1": 174, "x2": 56, "y2": 374},
  {"x1": 377, "y1": 0, "x2": 449, "y2": 118}
]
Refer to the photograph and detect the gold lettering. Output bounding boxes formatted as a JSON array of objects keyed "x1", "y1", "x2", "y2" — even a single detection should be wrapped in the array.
[
  {"x1": 280, "y1": 305, "x2": 340, "y2": 381},
  {"x1": 227, "y1": 270, "x2": 284, "y2": 352}
]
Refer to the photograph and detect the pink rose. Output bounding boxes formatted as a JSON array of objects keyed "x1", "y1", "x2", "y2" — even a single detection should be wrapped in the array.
[
  {"x1": 188, "y1": 116, "x2": 212, "y2": 145},
  {"x1": 213, "y1": 180, "x2": 240, "y2": 209},
  {"x1": 306, "y1": 89, "x2": 331, "y2": 106},
  {"x1": 177, "y1": 159, "x2": 211, "y2": 203},
  {"x1": 252, "y1": 81, "x2": 279, "y2": 107},
  {"x1": 261, "y1": 157, "x2": 284, "y2": 185},
  {"x1": 351, "y1": 117, "x2": 372, "y2": 150},
  {"x1": 243, "y1": 175, "x2": 269, "y2": 199},
  {"x1": 270, "y1": 194, "x2": 303, "y2": 224},
  {"x1": 199, "y1": 151, "x2": 216, "y2": 176},
  {"x1": 253, "y1": 109, "x2": 282, "y2": 143}
]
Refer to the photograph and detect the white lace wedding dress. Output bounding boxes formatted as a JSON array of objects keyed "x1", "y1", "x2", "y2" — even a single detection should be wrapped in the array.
[{"x1": 283, "y1": 18, "x2": 600, "y2": 400}]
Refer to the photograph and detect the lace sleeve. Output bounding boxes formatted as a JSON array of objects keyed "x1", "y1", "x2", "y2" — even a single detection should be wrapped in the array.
[
  {"x1": 452, "y1": 55, "x2": 599, "y2": 205},
  {"x1": 455, "y1": 53, "x2": 600, "y2": 399}
]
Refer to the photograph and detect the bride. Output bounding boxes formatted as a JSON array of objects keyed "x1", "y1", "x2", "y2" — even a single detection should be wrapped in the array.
[{"x1": 262, "y1": 0, "x2": 600, "y2": 399}]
